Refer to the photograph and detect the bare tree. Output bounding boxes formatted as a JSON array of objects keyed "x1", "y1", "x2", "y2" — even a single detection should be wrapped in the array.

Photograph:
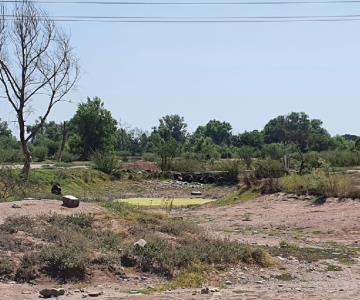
[{"x1": 0, "y1": 1, "x2": 79, "y2": 179}]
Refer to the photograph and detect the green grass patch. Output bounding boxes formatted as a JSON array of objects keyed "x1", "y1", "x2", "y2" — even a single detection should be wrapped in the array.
[{"x1": 214, "y1": 189, "x2": 260, "y2": 206}]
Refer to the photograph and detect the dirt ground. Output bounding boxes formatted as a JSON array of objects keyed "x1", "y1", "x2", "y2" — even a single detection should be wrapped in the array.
[{"x1": 1, "y1": 194, "x2": 360, "y2": 299}]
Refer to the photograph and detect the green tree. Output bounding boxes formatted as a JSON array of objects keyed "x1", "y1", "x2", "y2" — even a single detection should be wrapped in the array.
[
  {"x1": 263, "y1": 112, "x2": 330, "y2": 174},
  {"x1": 71, "y1": 97, "x2": 118, "y2": 160},
  {"x1": 0, "y1": 118, "x2": 11, "y2": 137},
  {"x1": 158, "y1": 114, "x2": 187, "y2": 143},
  {"x1": 150, "y1": 130, "x2": 178, "y2": 170},
  {"x1": 238, "y1": 130, "x2": 264, "y2": 148},
  {"x1": 196, "y1": 120, "x2": 232, "y2": 146}
]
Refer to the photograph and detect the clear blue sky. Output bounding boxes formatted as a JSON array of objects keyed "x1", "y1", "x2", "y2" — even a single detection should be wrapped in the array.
[{"x1": 1, "y1": 1, "x2": 360, "y2": 135}]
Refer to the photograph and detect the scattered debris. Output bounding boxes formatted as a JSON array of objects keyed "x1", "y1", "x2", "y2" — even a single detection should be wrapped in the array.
[{"x1": 191, "y1": 191, "x2": 202, "y2": 196}]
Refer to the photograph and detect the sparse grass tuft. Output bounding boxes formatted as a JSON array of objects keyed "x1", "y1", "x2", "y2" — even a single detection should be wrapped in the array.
[{"x1": 214, "y1": 189, "x2": 260, "y2": 206}]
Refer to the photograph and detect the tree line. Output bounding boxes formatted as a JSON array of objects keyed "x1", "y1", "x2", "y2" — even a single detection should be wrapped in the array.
[{"x1": 1, "y1": 97, "x2": 360, "y2": 172}]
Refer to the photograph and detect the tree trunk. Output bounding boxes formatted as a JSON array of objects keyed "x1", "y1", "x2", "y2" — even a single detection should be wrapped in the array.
[
  {"x1": 18, "y1": 113, "x2": 32, "y2": 180},
  {"x1": 57, "y1": 121, "x2": 68, "y2": 162},
  {"x1": 297, "y1": 147, "x2": 305, "y2": 176}
]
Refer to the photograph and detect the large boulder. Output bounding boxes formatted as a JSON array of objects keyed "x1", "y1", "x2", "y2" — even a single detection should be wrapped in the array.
[{"x1": 62, "y1": 195, "x2": 79, "y2": 208}]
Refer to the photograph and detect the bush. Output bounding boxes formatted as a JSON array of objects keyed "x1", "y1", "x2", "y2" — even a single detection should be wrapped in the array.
[
  {"x1": 169, "y1": 158, "x2": 206, "y2": 172},
  {"x1": 319, "y1": 150, "x2": 360, "y2": 167},
  {"x1": 32, "y1": 146, "x2": 48, "y2": 162},
  {"x1": 142, "y1": 152, "x2": 158, "y2": 162},
  {"x1": 253, "y1": 159, "x2": 286, "y2": 179},
  {"x1": 0, "y1": 168, "x2": 25, "y2": 200},
  {"x1": 0, "y1": 149, "x2": 23, "y2": 163},
  {"x1": 40, "y1": 241, "x2": 89, "y2": 280},
  {"x1": 15, "y1": 253, "x2": 39, "y2": 283},
  {"x1": 60, "y1": 151, "x2": 78, "y2": 163},
  {"x1": 281, "y1": 170, "x2": 352, "y2": 198},
  {"x1": 0, "y1": 258, "x2": 15, "y2": 279},
  {"x1": 91, "y1": 151, "x2": 121, "y2": 176},
  {"x1": 122, "y1": 234, "x2": 274, "y2": 278}
]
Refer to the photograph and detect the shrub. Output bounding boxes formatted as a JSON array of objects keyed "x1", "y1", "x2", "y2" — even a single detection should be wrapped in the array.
[
  {"x1": 122, "y1": 234, "x2": 274, "y2": 278},
  {"x1": 142, "y1": 152, "x2": 158, "y2": 162},
  {"x1": 46, "y1": 213, "x2": 94, "y2": 229},
  {"x1": 32, "y1": 146, "x2": 48, "y2": 162},
  {"x1": 0, "y1": 168, "x2": 25, "y2": 200},
  {"x1": 281, "y1": 170, "x2": 352, "y2": 198},
  {"x1": 91, "y1": 151, "x2": 121, "y2": 176},
  {"x1": 0, "y1": 258, "x2": 15, "y2": 279},
  {"x1": 40, "y1": 241, "x2": 89, "y2": 280},
  {"x1": 319, "y1": 150, "x2": 360, "y2": 167},
  {"x1": 0, "y1": 149, "x2": 23, "y2": 163},
  {"x1": 15, "y1": 253, "x2": 39, "y2": 283},
  {"x1": 60, "y1": 151, "x2": 78, "y2": 163},
  {"x1": 169, "y1": 158, "x2": 206, "y2": 172},
  {"x1": 253, "y1": 159, "x2": 286, "y2": 179}
]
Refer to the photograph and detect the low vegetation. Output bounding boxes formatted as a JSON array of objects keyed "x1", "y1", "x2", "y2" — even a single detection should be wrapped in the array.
[
  {"x1": 281, "y1": 170, "x2": 353, "y2": 198},
  {"x1": 214, "y1": 189, "x2": 261, "y2": 206},
  {"x1": 0, "y1": 202, "x2": 274, "y2": 286}
]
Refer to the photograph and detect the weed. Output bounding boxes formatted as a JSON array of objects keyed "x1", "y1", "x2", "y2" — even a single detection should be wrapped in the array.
[
  {"x1": 274, "y1": 273, "x2": 294, "y2": 281},
  {"x1": 15, "y1": 253, "x2": 39, "y2": 283},
  {"x1": 40, "y1": 241, "x2": 89, "y2": 280},
  {"x1": 0, "y1": 258, "x2": 15, "y2": 279},
  {"x1": 214, "y1": 189, "x2": 260, "y2": 206}
]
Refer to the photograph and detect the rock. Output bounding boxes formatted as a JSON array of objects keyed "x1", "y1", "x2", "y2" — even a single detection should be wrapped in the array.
[
  {"x1": 191, "y1": 191, "x2": 202, "y2": 196},
  {"x1": 88, "y1": 291, "x2": 103, "y2": 297},
  {"x1": 225, "y1": 280, "x2": 232, "y2": 285},
  {"x1": 201, "y1": 287, "x2": 209, "y2": 294},
  {"x1": 11, "y1": 203, "x2": 21, "y2": 209},
  {"x1": 209, "y1": 288, "x2": 219, "y2": 293},
  {"x1": 62, "y1": 195, "x2": 79, "y2": 208},
  {"x1": 39, "y1": 288, "x2": 65, "y2": 298},
  {"x1": 134, "y1": 239, "x2": 147, "y2": 248}
]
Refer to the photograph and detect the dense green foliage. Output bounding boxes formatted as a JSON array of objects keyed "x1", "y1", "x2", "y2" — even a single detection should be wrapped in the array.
[{"x1": 2, "y1": 109, "x2": 360, "y2": 171}]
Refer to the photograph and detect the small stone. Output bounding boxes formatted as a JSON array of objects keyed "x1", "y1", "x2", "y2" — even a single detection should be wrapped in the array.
[
  {"x1": 39, "y1": 288, "x2": 65, "y2": 298},
  {"x1": 225, "y1": 280, "x2": 232, "y2": 285},
  {"x1": 88, "y1": 291, "x2": 103, "y2": 297},
  {"x1": 11, "y1": 204, "x2": 21, "y2": 209},
  {"x1": 209, "y1": 288, "x2": 219, "y2": 293},
  {"x1": 134, "y1": 239, "x2": 147, "y2": 248}
]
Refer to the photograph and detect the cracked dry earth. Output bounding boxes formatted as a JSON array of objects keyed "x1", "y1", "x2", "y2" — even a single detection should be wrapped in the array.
[{"x1": 1, "y1": 195, "x2": 360, "y2": 299}]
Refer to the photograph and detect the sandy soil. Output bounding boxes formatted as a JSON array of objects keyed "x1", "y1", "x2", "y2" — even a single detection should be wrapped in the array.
[
  {"x1": 1, "y1": 195, "x2": 360, "y2": 299},
  {"x1": 0, "y1": 200, "x2": 104, "y2": 225}
]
